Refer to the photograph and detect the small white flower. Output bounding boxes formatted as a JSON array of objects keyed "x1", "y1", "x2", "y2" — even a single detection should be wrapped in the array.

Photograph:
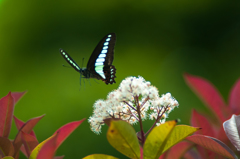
[{"x1": 88, "y1": 76, "x2": 179, "y2": 134}]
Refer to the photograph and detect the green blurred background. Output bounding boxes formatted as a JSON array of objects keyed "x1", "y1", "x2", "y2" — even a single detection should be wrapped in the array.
[{"x1": 0, "y1": 0, "x2": 240, "y2": 158}]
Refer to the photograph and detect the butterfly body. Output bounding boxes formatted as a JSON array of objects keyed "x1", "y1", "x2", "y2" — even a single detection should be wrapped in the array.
[{"x1": 60, "y1": 33, "x2": 116, "y2": 84}]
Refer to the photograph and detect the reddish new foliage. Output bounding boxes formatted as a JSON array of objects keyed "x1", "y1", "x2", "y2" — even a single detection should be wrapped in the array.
[
  {"x1": 37, "y1": 120, "x2": 85, "y2": 159},
  {"x1": 0, "y1": 92, "x2": 15, "y2": 138},
  {"x1": 0, "y1": 91, "x2": 85, "y2": 159},
  {"x1": 182, "y1": 73, "x2": 239, "y2": 158},
  {"x1": 160, "y1": 74, "x2": 240, "y2": 159}
]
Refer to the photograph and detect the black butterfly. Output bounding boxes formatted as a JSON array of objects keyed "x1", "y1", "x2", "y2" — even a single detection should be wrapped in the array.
[{"x1": 60, "y1": 33, "x2": 116, "y2": 85}]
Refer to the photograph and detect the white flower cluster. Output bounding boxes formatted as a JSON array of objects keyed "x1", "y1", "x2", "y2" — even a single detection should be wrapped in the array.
[{"x1": 88, "y1": 76, "x2": 179, "y2": 134}]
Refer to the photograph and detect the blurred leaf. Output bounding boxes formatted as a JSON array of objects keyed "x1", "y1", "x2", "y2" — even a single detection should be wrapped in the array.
[
  {"x1": 53, "y1": 119, "x2": 85, "y2": 149},
  {"x1": 229, "y1": 79, "x2": 240, "y2": 114},
  {"x1": 13, "y1": 116, "x2": 36, "y2": 137},
  {"x1": 163, "y1": 141, "x2": 194, "y2": 159},
  {"x1": 20, "y1": 144, "x2": 28, "y2": 158},
  {"x1": 191, "y1": 109, "x2": 215, "y2": 136},
  {"x1": 186, "y1": 134, "x2": 237, "y2": 159},
  {"x1": 36, "y1": 133, "x2": 59, "y2": 159},
  {"x1": 184, "y1": 73, "x2": 228, "y2": 122},
  {"x1": 20, "y1": 131, "x2": 39, "y2": 157},
  {"x1": 107, "y1": 120, "x2": 140, "y2": 159},
  {"x1": 83, "y1": 154, "x2": 118, "y2": 159},
  {"x1": 29, "y1": 133, "x2": 57, "y2": 159},
  {"x1": 223, "y1": 114, "x2": 240, "y2": 151},
  {"x1": 12, "y1": 115, "x2": 45, "y2": 158},
  {"x1": 29, "y1": 119, "x2": 84, "y2": 159},
  {"x1": 163, "y1": 125, "x2": 200, "y2": 153},
  {"x1": 0, "y1": 92, "x2": 14, "y2": 138},
  {"x1": 11, "y1": 91, "x2": 26, "y2": 104},
  {"x1": 0, "y1": 137, "x2": 14, "y2": 157},
  {"x1": 2, "y1": 157, "x2": 14, "y2": 159},
  {"x1": 143, "y1": 120, "x2": 177, "y2": 159}
]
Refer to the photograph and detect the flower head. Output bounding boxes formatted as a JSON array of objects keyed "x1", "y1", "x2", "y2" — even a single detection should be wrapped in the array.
[{"x1": 88, "y1": 76, "x2": 179, "y2": 134}]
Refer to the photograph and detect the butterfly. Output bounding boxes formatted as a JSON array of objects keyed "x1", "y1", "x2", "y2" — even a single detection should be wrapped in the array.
[{"x1": 60, "y1": 33, "x2": 116, "y2": 85}]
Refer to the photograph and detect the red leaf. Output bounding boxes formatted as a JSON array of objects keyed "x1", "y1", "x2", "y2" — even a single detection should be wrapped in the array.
[
  {"x1": 21, "y1": 131, "x2": 39, "y2": 157},
  {"x1": 216, "y1": 125, "x2": 231, "y2": 147},
  {"x1": 164, "y1": 141, "x2": 194, "y2": 159},
  {"x1": 12, "y1": 115, "x2": 45, "y2": 158},
  {"x1": 11, "y1": 91, "x2": 26, "y2": 104},
  {"x1": 53, "y1": 119, "x2": 85, "y2": 149},
  {"x1": 20, "y1": 144, "x2": 28, "y2": 158},
  {"x1": 229, "y1": 79, "x2": 240, "y2": 114},
  {"x1": 37, "y1": 133, "x2": 59, "y2": 159},
  {"x1": 0, "y1": 137, "x2": 14, "y2": 156},
  {"x1": 184, "y1": 73, "x2": 229, "y2": 122},
  {"x1": 190, "y1": 110, "x2": 215, "y2": 137},
  {"x1": 186, "y1": 134, "x2": 237, "y2": 159},
  {"x1": 183, "y1": 149, "x2": 200, "y2": 159},
  {"x1": 0, "y1": 92, "x2": 14, "y2": 138},
  {"x1": 13, "y1": 116, "x2": 36, "y2": 137}
]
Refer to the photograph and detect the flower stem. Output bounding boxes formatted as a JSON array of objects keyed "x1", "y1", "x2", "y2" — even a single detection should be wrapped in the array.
[{"x1": 135, "y1": 95, "x2": 145, "y2": 145}]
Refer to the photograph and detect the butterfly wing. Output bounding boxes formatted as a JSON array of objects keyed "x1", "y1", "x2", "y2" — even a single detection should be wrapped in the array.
[{"x1": 87, "y1": 33, "x2": 116, "y2": 84}]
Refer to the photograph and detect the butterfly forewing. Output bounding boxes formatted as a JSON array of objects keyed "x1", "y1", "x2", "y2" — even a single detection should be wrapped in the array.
[
  {"x1": 60, "y1": 48, "x2": 81, "y2": 72},
  {"x1": 87, "y1": 33, "x2": 116, "y2": 83}
]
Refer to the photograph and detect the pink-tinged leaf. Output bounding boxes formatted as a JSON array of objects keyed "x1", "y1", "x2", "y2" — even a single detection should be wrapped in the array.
[
  {"x1": 216, "y1": 125, "x2": 230, "y2": 146},
  {"x1": 229, "y1": 79, "x2": 240, "y2": 114},
  {"x1": 2, "y1": 157, "x2": 14, "y2": 159},
  {"x1": 0, "y1": 137, "x2": 14, "y2": 156},
  {"x1": 186, "y1": 134, "x2": 237, "y2": 159},
  {"x1": 195, "y1": 145, "x2": 208, "y2": 159},
  {"x1": 12, "y1": 115, "x2": 45, "y2": 158},
  {"x1": 195, "y1": 144, "x2": 222, "y2": 159},
  {"x1": 83, "y1": 154, "x2": 118, "y2": 159},
  {"x1": 163, "y1": 141, "x2": 194, "y2": 159},
  {"x1": 11, "y1": 91, "x2": 26, "y2": 104},
  {"x1": 36, "y1": 133, "x2": 59, "y2": 159},
  {"x1": 21, "y1": 131, "x2": 39, "y2": 157},
  {"x1": 54, "y1": 156, "x2": 65, "y2": 159},
  {"x1": 191, "y1": 110, "x2": 215, "y2": 137},
  {"x1": 0, "y1": 92, "x2": 14, "y2": 138},
  {"x1": 223, "y1": 114, "x2": 240, "y2": 151},
  {"x1": 53, "y1": 119, "x2": 85, "y2": 149},
  {"x1": 13, "y1": 116, "x2": 36, "y2": 137},
  {"x1": 20, "y1": 145, "x2": 28, "y2": 158},
  {"x1": 184, "y1": 73, "x2": 229, "y2": 122},
  {"x1": 158, "y1": 153, "x2": 166, "y2": 159},
  {"x1": 183, "y1": 149, "x2": 201, "y2": 159}
]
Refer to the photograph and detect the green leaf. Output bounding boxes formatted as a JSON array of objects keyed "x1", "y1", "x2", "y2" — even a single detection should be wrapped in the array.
[
  {"x1": 162, "y1": 125, "x2": 200, "y2": 153},
  {"x1": 106, "y1": 120, "x2": 140, "y2": 159},
  {"x1": 144, "y1": 120, "x2": 177, "y2": 159},
  {"x1": 83, "y1": 154, "x2": 118, "y2": 159},
  {"x1": 2, "y1": 157, "x2": 14, "y2": 159}
]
